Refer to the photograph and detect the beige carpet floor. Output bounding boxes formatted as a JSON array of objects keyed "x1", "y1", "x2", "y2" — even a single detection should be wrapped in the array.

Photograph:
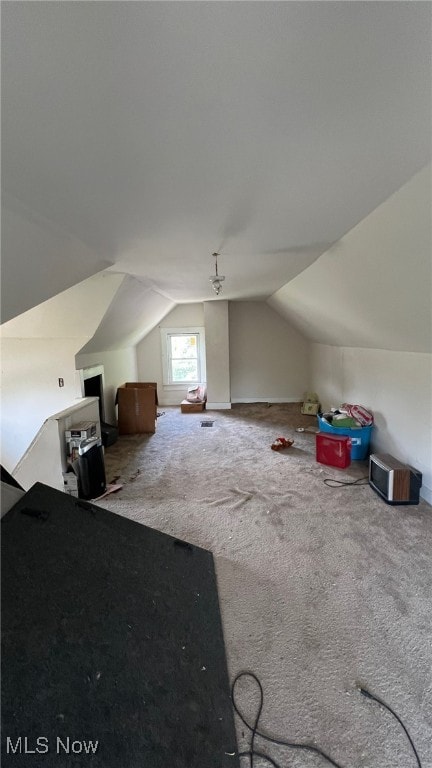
[{"x1": 97, "y1": 403, "x2": 432, "y2": 768}]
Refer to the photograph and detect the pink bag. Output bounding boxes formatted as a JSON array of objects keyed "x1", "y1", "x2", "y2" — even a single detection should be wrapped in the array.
[
  {"x1": 186, "y1": 384, "x2": 207, "y2": 404},
  {"x1": 341, "y1": 403, "x2": 373, "y2": 426}
]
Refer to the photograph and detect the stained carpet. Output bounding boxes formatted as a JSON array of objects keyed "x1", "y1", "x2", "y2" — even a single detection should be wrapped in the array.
[{"x1": 97, "y1": 403, "x2": 432, "y2": 768}]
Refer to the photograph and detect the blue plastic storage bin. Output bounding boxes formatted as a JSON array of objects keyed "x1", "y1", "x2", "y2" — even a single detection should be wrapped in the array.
[{"x1": 317, "y1": 415, "x2": 373, "y2": 460}]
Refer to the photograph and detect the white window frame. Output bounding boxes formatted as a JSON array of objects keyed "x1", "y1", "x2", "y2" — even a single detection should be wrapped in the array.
[{"x1": 160, "y1": 327, "x2": 206, "y2": 388}]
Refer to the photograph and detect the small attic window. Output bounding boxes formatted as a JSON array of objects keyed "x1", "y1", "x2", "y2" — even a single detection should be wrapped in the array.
[
  {"x1": 161, "y1": 327, "x2": 206, "y2": 386},
  {"x1": 169, "y1": 333, "x2": 199, "y2": 381}
]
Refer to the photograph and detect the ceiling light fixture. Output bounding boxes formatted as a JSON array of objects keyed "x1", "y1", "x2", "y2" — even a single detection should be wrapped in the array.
[{"x1": 209, "y1": 252, "x2": 225, "y2": 296}]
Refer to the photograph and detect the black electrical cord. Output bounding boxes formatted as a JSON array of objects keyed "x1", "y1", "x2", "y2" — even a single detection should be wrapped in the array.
[
  {"x1": 359, "y1": 687, "x2": 422, "y2": 768},
  {"x1": 238, "y1": 750, "x2": 282, "y2": 768},
  {"x1": 231, "y1": 672, "x2": 423, "y2": 768},
  {"x1": 231, "y1": 671, "x2": 344, "y2": 768},
  {"x1": 323, "y1": 476, "x2": 369, "y2": 487}
]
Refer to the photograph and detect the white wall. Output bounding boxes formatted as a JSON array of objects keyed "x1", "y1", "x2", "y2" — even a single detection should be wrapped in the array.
[
  {"x1": 1, "y1": 338, "x2": 87, "y2": 471},
  {"x1": 0, "y1": 273, "x2": 122, "y2": 471},
  {"x1": 137, "y1": 300, "x2": 311, "y2": 407},
  {"x1": 204, "y1": 300, "x2": 231, "y2": 408},
  {"x1": 136, "y1": 303, "x2": 205, "y2": 405},
  {"x1": 230, "y1": 301, "x2": 310, "y2": 402},
  {"x1": 268, "y1": 166, "x2": 432, "y2": 505},
  {"x1": 13, "y1": 398, "x2": 100, "y2": 492},
  {"x1": 311, "y1": 344, "x2": 432, "y2": 504},
  {"x1": 309, "y1": 344, "x2": 343, "y2": 409},
  {"x1": 76, "y1": 348, "x2": 138, "y2": 424}
]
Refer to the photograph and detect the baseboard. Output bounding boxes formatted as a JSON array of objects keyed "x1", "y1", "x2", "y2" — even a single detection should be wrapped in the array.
[
  {"x1": 205, "y1": 402, "x2": 232, "y2": 410},
  {"x1": 231, "y1": 397, "x2": 302, "y2": 404},
  {"x1": 160, "y1": 398, "x2": 303, "y2": 408},
  {"x1": 420, "y1": 484, "x2": 432, "y2": 506}
]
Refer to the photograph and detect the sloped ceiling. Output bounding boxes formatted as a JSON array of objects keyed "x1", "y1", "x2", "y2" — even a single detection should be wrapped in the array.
[
  {"x1": 78, "y1": 275, "x2": 175, "y2": 354},
  {"x1": 1, "y1": 2, "x2": 431, "y2": 336},
  {"x1": 1, "y1": 194, "x2": 113, "y2": 324},
  {"x1": 269, "y1": 166, "x2": 432, "y2": 353},
  {"x1": 0, "y1": 273, "x2": 123, "y2": 340}
]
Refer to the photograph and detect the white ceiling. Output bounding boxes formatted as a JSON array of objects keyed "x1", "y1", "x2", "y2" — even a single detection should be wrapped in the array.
[{"x1": 2, "y1": 1, "x2": 431, "y2": 314}]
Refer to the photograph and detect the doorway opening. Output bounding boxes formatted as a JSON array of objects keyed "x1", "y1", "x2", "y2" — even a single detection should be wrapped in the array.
[{"x1": 84, "y1": 373, "x2": 105, "y2": 423}]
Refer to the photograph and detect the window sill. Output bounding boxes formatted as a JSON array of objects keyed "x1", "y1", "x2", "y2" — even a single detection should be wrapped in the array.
[{"x1": 162, "y1": 383, "x2": 202, "y2": 390}]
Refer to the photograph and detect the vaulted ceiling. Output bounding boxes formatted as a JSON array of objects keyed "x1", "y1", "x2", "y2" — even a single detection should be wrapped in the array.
[{"x1": 2, "y1": 2, "x2": 431, "y2": 329}]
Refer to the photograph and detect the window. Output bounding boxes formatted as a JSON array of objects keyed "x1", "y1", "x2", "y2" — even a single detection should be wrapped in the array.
[
  {"x1": 161, "y1": 327, "x2": 206, "y2": 386},
  {"x1": 169, "y1": 333, "x2": 199, "y2": 382}
]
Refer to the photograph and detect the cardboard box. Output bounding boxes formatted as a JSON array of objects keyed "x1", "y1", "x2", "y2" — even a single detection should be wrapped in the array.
[
  {"x1": 181, "y1": 400, "x2": 205, "y2": 413},
  {"x1": 62, "y1": 471, "x2": 79, "y2": 497},
  {"x1": 121, "y1": 382, "x2": 158, "y2": 405},
  {"x1": 65, "y1": 422, "x2": 97, "y2": 440},
  {"x1": 116, "y1": 382, "x2": 158, "y2": 434}
]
